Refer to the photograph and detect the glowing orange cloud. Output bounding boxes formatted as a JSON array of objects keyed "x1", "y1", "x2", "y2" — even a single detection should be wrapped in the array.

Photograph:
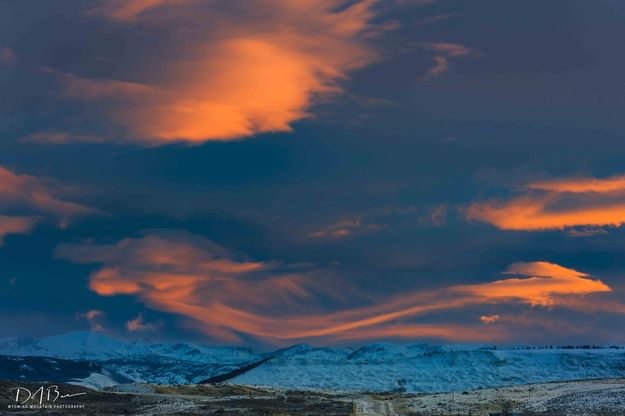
[
  {"x1": 467, "y1": 173, "x2": 625, "y2": 231},
  {"x1": 55, "y1": 231, "x2": 617, "y2": 344},
  {"x1": 325, "y1": 323, "x2": 510, "y2": 343},
  {"x1": 467, "y1": 196, "x2": 625, "y2": 230},
  {"x1": 44, "y1": 0, "x2": 387, "y2": 144},
  {"x1": 527, "y1": 174, "x2": 625, "y2": 194},
  {"x1": 0, "y1": 215, "x2": 38, "y2": 245},
  {"x1": 456, "y1": 261, "x2": 611, "y2": 306}
]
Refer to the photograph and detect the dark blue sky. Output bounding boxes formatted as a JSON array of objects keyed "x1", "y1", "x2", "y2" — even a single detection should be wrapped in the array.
[{"x1": 1, "y1": 0, "x2": 625, "y2": 347}]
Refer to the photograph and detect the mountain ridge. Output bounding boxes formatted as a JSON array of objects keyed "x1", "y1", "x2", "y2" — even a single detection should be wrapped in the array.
[{"x1": 1, "y1": 332, "x2": 625, "y2": 393}]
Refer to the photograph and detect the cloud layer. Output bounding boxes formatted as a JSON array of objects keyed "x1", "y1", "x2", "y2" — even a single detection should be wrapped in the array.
[{"x1": 55, "y1": 230, "x2": 615, "y2": 344}]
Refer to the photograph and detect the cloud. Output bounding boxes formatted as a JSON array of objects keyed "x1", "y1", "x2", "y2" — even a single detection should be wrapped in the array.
[
  {"x1": 307, "y1": 216, "x2": 383, "y2": 239},
  {"x1": 467, "y1": 172, "x2": 625, "y2": 231},
  {"x1": 0, "y1": 215, "x2": 38, "y2": 245},
  {"x1": 88, "y1": 0, "x2": 173, "y2": 21},
  {"x1": 480, "y1": 314, "x2": 501, "y2": 324},
  {"x1": 0, "y1": 166, "x2": 98, "y2": 244},
  {"x1": 305, "y1": 205, "x2": 446, "y2": 241},
  {"x1": 126, "y1": 313, "x2": 156, "y2": 332},
  {"x1": 20, "y1": 131, "x2": 107, "y2": 144},
  {"x1": 527, "y1": 174, "x2": 625, "y2": 193},
  {"x1": 0, "y1": 47, "x2": 17, "y2": 65},
  {"x1": 325, "y1": 323, "x2": 509, "y2": 343},
  {"x1": 38, "y1": 0, "x2": 392, "y2": 145},
  {"x1": 76, "y1": 309, "x2": 106, "y2": 332},
  {"x1": 56, "y1": 231, "x2": 616, "y2": 344},
  {"x1": 457, "y1": 261, "x2": 611, "y2": 307},
  {"x1": 420, "y1": 42, "x2": 474, "y2": 80},
  {"x1": 0, "y1": 166, "x2": 95, "y2": 217},
  {"x1": 566, "y1": 227, "x2": 608, "y2": 237},
  {"x1": 60, "y1": 73, "x2": 157, "y2": 101},
  {"x1": 418, "y1": 204, "x2": 447, "y2": 226}
]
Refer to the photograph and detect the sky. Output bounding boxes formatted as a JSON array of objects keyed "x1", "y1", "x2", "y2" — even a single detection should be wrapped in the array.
[{"x1": 1, "y1": 0, "x2": 625, "y2": 348}]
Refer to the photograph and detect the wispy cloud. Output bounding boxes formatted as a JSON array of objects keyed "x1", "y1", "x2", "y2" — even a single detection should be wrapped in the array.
[
  {"x1": 0, "y1": 47, "x2": 17, "y2": 65},
  {"x1": 528, "y1": 174, "x2": 625, "y2": 194},
  {"x1": 126, "y1": 313, "x2": 157, "y2": 332},
  {"x1": 0, "y1": 215, "x2": 38, "y2": 245},
  {"x1": 305, "y1": 205, "x2": 447, "y2": 241},
  {"x1": 76, "y1": 309, "x2": 106, "y2": 332},
  {"x1": 88, "y1": 0, "x2": 173, "y2": 20},
  {"x1": 55, "y1": 231, "x2": 616, "y2": 344},
  {"x1": 0, "y1": 166, "x2": 95, "y2": 217},
  {"x1": 307, "y1": 216, "x2": 383, "y2": 239},
  {"x1": 419, "y1": 42, "x2": 474, "y2": 80},
  {"x1": 35, "y1": 0, "x2": 393, "y2": 145},
  {"x1": 456, "y1": 261, "x2": 611, "y2": 307},
  {"x1": 467, "y1": 172, "x2": 625, "y2": 232},
  {"x1": 20, "y1": 131, "x2": 107, "y2": 144},
  {"x1": 480, "y1": 314, "x2": 501, "y2": 324},
  {"x1": 0, "y1": 166, "x2": 98, "y2": 243}
]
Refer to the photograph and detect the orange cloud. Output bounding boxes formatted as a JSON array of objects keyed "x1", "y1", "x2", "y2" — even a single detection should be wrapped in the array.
[
  {"x1": 0, "y1": 166, "x2": 98, "y2": 244},
  {"x1": 0, "y1": 166, "x2": 95, "y2": 216},
  {"x1": 457, "y1": 261, "x2": 611, "y2": 307},
  {"x1": 326, "y1": 323, "x2": 510, "y2": 343},
  {"x1": 480, "y1": 314, "x2": 501, "y2": 324},
  {"x1": 0, "y1": 215, "x2": 38, "y2": 245},
  {"x1": 467, "y1": 173, "x2": 625, "y2": 231},
  {"x1": 56, "y1": 231, "x2": 617, "y2": 344},
  {"x1": 467, "y1": 196, "x2": 625, "y2": 230},
  {"x1": 527, "y1": 174, "x2": 625, "y2": 194},
  {"x1": 42, "y1": 0, "x2": 387, "y2": 144},
  {"x1": 88, "y1": 0, "x2": 174, "y2": 20}
]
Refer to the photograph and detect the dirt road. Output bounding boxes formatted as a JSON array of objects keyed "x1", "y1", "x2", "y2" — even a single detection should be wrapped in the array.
[{"x1": 352, "y1": 395, "x2": 397, "y2": 415}]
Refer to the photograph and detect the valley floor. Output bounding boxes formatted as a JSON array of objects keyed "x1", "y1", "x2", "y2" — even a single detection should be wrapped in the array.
[{"x1": 1, "y1": 378, "x2": 625, "y2": 415}]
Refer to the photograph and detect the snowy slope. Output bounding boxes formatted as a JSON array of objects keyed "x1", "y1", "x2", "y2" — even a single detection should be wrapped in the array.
[
  {"x1": 0, "y1": 332, "x2": 261, "y2": 385},
  {"x1": 0, "y1": 332, "x2": 258, "y2": 363},
  {"x1": 232, "y1": 344, "x2": 625, "y2": 393},
  {"x1": 2, "y1": 333, "x2": 624, "y2": 392},
  {"x1": 0, "y1": 332, "x2": 139, "y2": 360}
]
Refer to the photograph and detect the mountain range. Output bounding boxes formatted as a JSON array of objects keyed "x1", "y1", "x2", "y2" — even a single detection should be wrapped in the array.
[{"x1": 1, "y1": 332, "x2": 624, "y2": 393}]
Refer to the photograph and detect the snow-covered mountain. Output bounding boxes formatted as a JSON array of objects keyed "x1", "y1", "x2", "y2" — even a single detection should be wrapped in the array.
[
  {"x1": 0, "y1": 331, "x2": 258, "y2": 363},
  {"x1": 1, "y1": 333, "x2": 625, "y2": 393},
  {"x1": 0, "y1": 332, "x2": 261, "y2": 386},
  {"x1": 233, "y1": 343, "x2": 625, "y2": 393}
]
